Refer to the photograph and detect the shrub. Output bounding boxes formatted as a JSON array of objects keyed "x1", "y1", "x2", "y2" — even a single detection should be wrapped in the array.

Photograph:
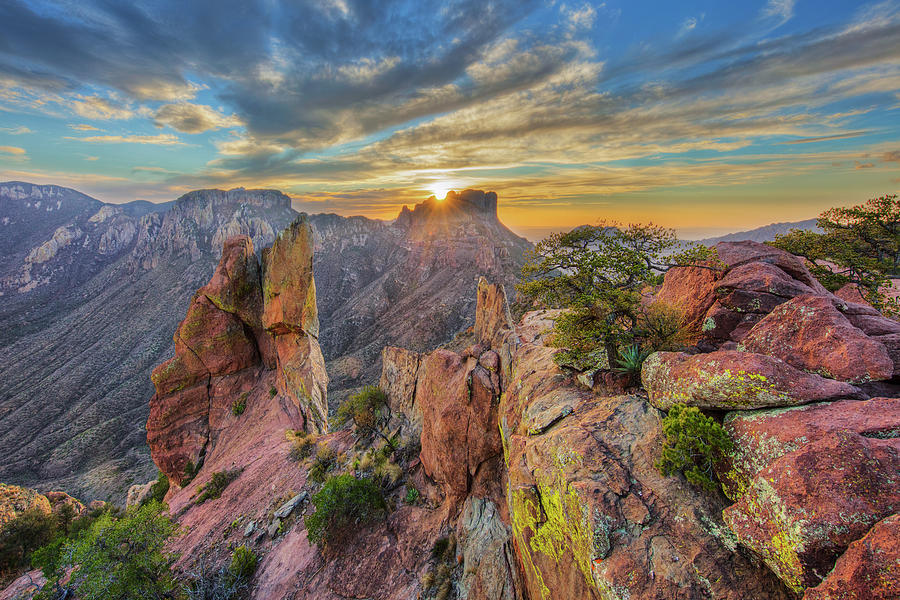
[
  {"x1": 228, "y1": 545, "x2": 258, "y2": 583},
  {"x1": 286, "y1": 430, "x2": 318, "y2": 462},
  {"x1": 404, "y1": 486, "x2": 420, "y2": 504},
  {"x1": 304, "y1": 475, "x2": 387, "y2": 548},
  {"x1": 612, "y1": 344, "x2": 652, "y2": 385},
  {"x1": 308, "y1": 445, "x2": 338, "y2": 484},
  {"x1": 269, "y1": 387, "x2": 277, "y2": 397},
  {"x1": 37, "y1": 501, "x2": 179, "y2": 600},
  {"x1": 181, "y1": 556, "x2": 247, "y2": 600},
  {"x1": 422, "y1": 535, "x2": 458, "y2": 600},
  {"x1": 656, "y1": 404, "x2": 733, "y2": 492},
  {"x1": 335, "y1": 386, "x2": 394, "y2": 447},
  {"x1": 231, "y1": 392, "x2": 248, "y2": 416},
  {"x1": 183, "y1": 460, "x2": 198, "y2": 485},
  {"x1": 144, "y1": 471, "x2": 170, "y2": 506},
  {"x1": 0, "y1": 508, "x2": 56, "y2": 573},
  {"x1": 196, "y1": 470, "x2": 240, "y2": 504},
  {"x1": 636, "y1": 302, "x2": 693, "y2": 351}
]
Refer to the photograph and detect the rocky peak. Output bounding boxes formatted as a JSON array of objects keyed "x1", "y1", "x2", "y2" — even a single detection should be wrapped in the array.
[
  {"x1": 396, "y1": 189, "x2": 499, "y2": 231},
  {"x1": 170, "y1": 188, "x2": 293, "y2": 214}
]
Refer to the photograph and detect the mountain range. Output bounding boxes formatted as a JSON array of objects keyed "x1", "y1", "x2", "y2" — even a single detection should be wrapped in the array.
[{"x1": 0, "y1": 183, "x2": 529, "y2": 501}]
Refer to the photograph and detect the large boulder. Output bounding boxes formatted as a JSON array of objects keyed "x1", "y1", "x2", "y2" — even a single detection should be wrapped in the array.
[
  {"x1": 262, "y1": 218, "x2": 318, "y2": 338},
  {"x1": 718, "y1": 397, "x2": 900, "y2": 500},
  {"x1": 642, "y1": 350, "x2": 861, "y2": 410},
  {"x1": 804, "y1": 513, "x2": 900, "y2": 600},
  {"x1": 715, "y1": 241, "x2": 826, "y2": 293},
  {"x1": 654, "y1": 263, "x2": 721, "y2": 334},
  {"x1": 739, "y1": 294, "x2": 894, "y2": 383},
  {"x1": 723, "y1": 431, "x2": 900, "y2": 594},
  {"x1": 502, "y1": 314, "x2": 790, "y2": 600}
]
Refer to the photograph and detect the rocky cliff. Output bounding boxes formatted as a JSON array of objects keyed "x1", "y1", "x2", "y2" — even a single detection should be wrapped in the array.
[
  {"x1": 0, "y1": 183, "x2": 529, "y2": 502},
  {"x1": 138, "y1": 237, "x2": 898, "y2": 599}
]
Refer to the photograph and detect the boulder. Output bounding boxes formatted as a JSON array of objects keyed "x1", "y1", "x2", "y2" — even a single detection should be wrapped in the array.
[
  {"x1": 834, "y1": 283, "x2": 870, "y2": 306},
  {"x1": 715, "y1": 241, "x2": 827, "y2": 293},
  {"x1": 739, "y1": 294, "x2": 894, "y2": 383},
  {"x1": 723, "y1": 431, "x2": 900, "y2": 594},
  {"x1": 714, "y1": 262, "x2": 815, "y2": 314},
  {"x1": 642, "y1": 350, "x2": 862, "y2": 410},
  {"x1": 654, "y1": 264, "x2": 721, "y2": 334},
  {"x1": 44, "y1": 491, "x2": 86, "y2": 516},
  {"x1": 718, "y1": 397, "x2": 900, "y2": 500},
  {"x1": 804, "y1": 513, "x2": 900, "y2": 600},
  {"x1": 474, "y1": 277, "x2": 514, "y2": 349},
  {"x1": 875, "y1": 332, "x2": 900, "y2": 376},
  {"x1": 127, "y1": 480, "x2": 156, "y2": 508}
]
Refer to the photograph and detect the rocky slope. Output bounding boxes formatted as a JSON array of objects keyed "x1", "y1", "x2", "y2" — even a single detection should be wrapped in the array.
[
  {"x1": 126, "y1": 236, "x2": 900, "y2": 599},
  {"x1": 0, "y1": 184, "x2": 529, "y2": 502}
]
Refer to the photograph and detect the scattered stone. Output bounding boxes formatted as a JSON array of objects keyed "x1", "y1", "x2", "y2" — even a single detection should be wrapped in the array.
[{"x1": 273, "y1": 492, "x2": 307, "y2": 519}]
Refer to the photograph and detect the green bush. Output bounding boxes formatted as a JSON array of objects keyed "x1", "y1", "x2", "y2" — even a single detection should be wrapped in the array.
[
  {"x1": 196, "y1": 470, "x2": 240, "y2": 504},
  {"x1": 286, "y1": 430, "x2": 318, "y2": 462},
  {"x1": 308, "y1": 445, "x2": 338, "y2": 484},
  {"x1": 404, "y1": 486, "x2": 420, "y2": 505},
  {"x1": 231, "y1": 392, "x2": 248, "y2": 416},
  {"x1": 612, "y1": 344, "x2": 652, "y2": 385},
  {"x1": 269, "y1": 387, "x2": 277, "y2": 397},
  {"x1": 0, "y1": 508, "x2": 56, "y2": 573},
  {"x1": 36, "y1": 501, "x2": 179, "y2": 600},
  {"x1": 304, "y1": 474, "x2": 387, "y2": 548},
  {"x1": 228, "y1": 545, "x2": 258, "y2": 583},
  {"x1": 143, "y1": 471, "x2": 170, "y2": 506},
  {"x1": 335, "y1": 386, "x2": 394, "y2": 447},
  {"x1": 656, "y1": 404, "x2": 733, "y2": 492}
]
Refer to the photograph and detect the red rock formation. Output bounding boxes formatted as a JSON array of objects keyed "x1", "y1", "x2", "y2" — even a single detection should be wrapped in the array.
[
  {"x1": 723, "y1": 431, "x2": 900, "y2": 595},
  {"x1": 718, "y1": 397, "x2": 900, "y2": 500},
  {"x1": 738, "y1": 294, "x2": 894, "y2": 383},
  {"x1": 0, "y1": 483, "x2": 50, "y2": 528},
  {"x1": 642, "y1": 350, "x2": 862, "y2": 410},
  {"x1": 804, "y1": 513, "x2": 900, "y2": 600},
  {"x1": 147, "y1": 219, "x2": 327, "y2": 485}
]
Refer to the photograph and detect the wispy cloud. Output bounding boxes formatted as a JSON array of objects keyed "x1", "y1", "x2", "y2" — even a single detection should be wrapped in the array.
[
  {"x1": 0, "y1": 126, "x2": 30, "y2": 134},
  {"x1": 781, "y1": 131, "x2": 872, "y2": 144},
  {"x1": 762, "y1": 0, "x2": 796, "y2": 25},
  {"x1": 65, "y1": 133, "x2": 184, "y2": 145},
  {"x1": 153, "y1": 102, "x2": 242, "y2": 133},
  {"x1": 0, "y1": 145, "x2": 26, "y2": 155},
  {"x1": 69, "y1": 123, "x2": 101, "y2": 131}
]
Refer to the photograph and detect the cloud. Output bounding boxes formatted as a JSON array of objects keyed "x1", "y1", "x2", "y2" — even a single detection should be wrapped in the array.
[
  {"x1": 882, "y1": 150, "x2": 900, "y2": 163},
  {"x1": 69, "y1": 95, "x2": 134, "y2": 120},
  {"x1": 0, "y1": 145, "x2": 26, "y2": 155},
  {"x1": 0, "y1": 126, "x2": 30, "y2": 134},
  {"x1": 153, "y1": 102, "x2": 242, "y2": 133},
  {"x1": 66, "y1": 133, "x2": 184, "y2": 145},
  {"x1": 855, "y1": 161, "x2": 876, "y2": 169},
  {"x1": 781, "y1": 131, "x2": 871, "y2": 144},
  {"x1": 69, "y1": 123, "x2": 101, "y2": 131},
  {"x1": 762, "y1": 0, "x2": 796, "y2": 24}
]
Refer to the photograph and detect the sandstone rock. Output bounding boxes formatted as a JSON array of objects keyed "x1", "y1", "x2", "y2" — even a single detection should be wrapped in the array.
[
  {"x1": 834, "y1": 283, "x2": 870, "y2": 306},
  {"x1": 655, "y1": 264, "x2": 721, "y2": 334},
  {"x1": 0, "y1": 483, "x2": 50, "y2": 529},
  {"x1": 715, "y1": 241, "x2": 827, "y2": 293},
  {"x1": 718, "y1": 397, "x2": 900, "y2": 500},
  {"x1": 0, "y1": 569, "x2": 45, "y2": 600},
  {"x1": 262, "y1": 217, "x2": 318, "y2": 338},
  {"x1": 804, "y1": 513, "x2": 900, "y2": 600},
  {"x1": 44, "y1": 490, "x2": 85, "y2": 516},
  {"x1": 126, "y1": 479, "x2": 156, "y2": 508},
  {"x1": 417, "y1": 350, "x2": 502, "y2": 505},
  {"x1": 723, "y1": 431, "x2": 900, "y2": 594},
  {"x1": 501, "y1": 313, "x2": 790, "y2": 600},
  {"x1": 379, "y1": 346, "x2": 422, "y2": 431},
  {"x1": 714, "y1": 261, "x2": 815, "y2": 314},
  {"x1": 739, "y1": 294, "x2": 894, "y2": 383},
  {"x1": 455, "y1": 497, "x2": 523, "y2": 600},
  {"x1": 642, "y1": 350, "x2": 862, "y2": 410},
  {"x1": 474, "y1": 277, "x2": 514, "y2": 349},
  {"x1": 273, "y1": 492, "x2": 307, "y2": 519},
  {"x1": 875, "y1": 332, "x2": 900, "y2": 376},
  {"x1": 176, "y1": 294, "x2": 259, "y2": 377}
]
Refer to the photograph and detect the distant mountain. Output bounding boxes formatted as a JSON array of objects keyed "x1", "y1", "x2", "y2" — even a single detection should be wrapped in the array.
[
  {"x1": 0, "y1": 184, "x2": 530, "y2": 501},
  {"x1": 700, "y1": 219, "x2": 819, "y2": 245}
]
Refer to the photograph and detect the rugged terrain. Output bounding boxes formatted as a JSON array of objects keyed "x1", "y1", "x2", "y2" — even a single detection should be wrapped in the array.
[
  {"x1": 105, "y1": 232, "x2": 897, "y2": 599},
  {"x1": 0, "y1": 183, "x2": 529, "y2": 501}
]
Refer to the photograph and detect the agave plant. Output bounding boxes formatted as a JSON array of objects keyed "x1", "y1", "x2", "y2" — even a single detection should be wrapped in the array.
[{"x1": 613, "y1": 344, "x2": 652, "y2": 385}]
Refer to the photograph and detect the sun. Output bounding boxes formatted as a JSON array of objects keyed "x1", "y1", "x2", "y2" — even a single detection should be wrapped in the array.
[{"x1": 427, "y1": 182, "x2": 452, "y2": 200}]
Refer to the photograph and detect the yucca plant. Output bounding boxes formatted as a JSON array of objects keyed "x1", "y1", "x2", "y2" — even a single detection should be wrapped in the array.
[{"x1": 612, "y1": 344, "x2": 651, "y2": 385}]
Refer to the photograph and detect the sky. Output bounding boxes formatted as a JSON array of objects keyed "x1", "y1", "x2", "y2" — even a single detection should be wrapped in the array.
[{"x1": 0, "y1": 0, "x2": 898, "y2": 240}]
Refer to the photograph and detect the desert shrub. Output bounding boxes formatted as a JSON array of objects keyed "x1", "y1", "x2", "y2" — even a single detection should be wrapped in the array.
[
  {"x1": 404, "y1": 486, "x2": 420, "y2": 504},
  {"x1": 286, "y1": 430, "x2": 318, "y2": 462},
  {"x1": 181, "y1": 556, "x2": 247, "y2": 600},
  {"x1": 228, "y1": 545, "x2": 258, "y2": 582},
  {"x1": 656, "y1": 404, "x2": 733, "y2": 492},
  {"x1": 335, "y1": 386, "x2": 394, "y2": 447},
  {"x1": 36, "y1": 500, "x2": 179, "y2": 600},
  {"x1": 196, "y1": 470, "x2": 241, "y2": 504},
  {"x1": 636, "y1": 302, "x2": 693, "y2": 351},
  {"x1": 0, "y1": 508, "x2": 56, "y2": 573},
  {"x1": 308, "y1": 445, "x2": 339, "y2": 484},
  {"x1": 183, "y1": 460, "x2": 198, "y2": 485},
  {"x1": 269, "y1": 387, "x2": 277, "y2": 397},
  {"x1": 304, "y1": 474, "x2": 387, "y2": 548},
  {"x1": 231, "y1": 392, "x2": 248, "y2": 416},
  {"x1": 142, "y1": 471, "x2": 170, "y2": 507},
  {"x1": 374, "y1": 460, "x2": 403, "y2": 489},
  {"x1": 422, "y1": 535, "x2": 458, "y2": 600},
  {"x1": 612, "y1": 344, "x2": 652, "y2": 385}
]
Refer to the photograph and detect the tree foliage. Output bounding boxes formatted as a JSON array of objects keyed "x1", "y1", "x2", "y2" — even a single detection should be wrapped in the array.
[
  {"x1": 518, "y1": 222, "x2": 717, "y2": 368},
  {"x1": 770, "y1": 194, "x2": 900, "y2": 312},
  {"x1": 36, "y1": 500, "x2": 180, "y2": 600},
  {"x1": 304, "y1": 474, "x2": 386, "y2": 548},
  {"x1": 655, "y1": 404, "x2": 733, "y2": 492}
]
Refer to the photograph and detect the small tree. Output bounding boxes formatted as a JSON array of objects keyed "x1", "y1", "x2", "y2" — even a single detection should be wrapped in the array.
[
  {"x1": 771, "y1": 194, "x2": 900, "y2": 312},
  {"x1": 656, "y1": 404, "x2": 733, "y2": 492},
  {"x1": 304, "y1": 474, "x2": 386, "y2": 549},
  {"x1": 518, "y1": 222, "x2": 717, "y2": 369},
  {"x1": 37, "y1": 500, "x2": 180, "y2": 600},
  {"x1": 335, "y1": 386, "x2": 395, "y2": 448}
]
